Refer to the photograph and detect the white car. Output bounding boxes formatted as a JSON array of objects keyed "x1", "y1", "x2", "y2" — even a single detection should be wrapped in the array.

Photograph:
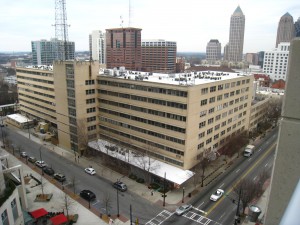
[
  {"x1": 175, "y1": 204, "x2": 193, "y2": 215},
  {"x1": 35, "y1": 160, "x2": 47, "y2": 168},
  {"x1": 210, "y1": 189, "x2": 224, "y2": 201},
  {"x1": 85, "y1": 167, "x2": 96, "y2": 175}
]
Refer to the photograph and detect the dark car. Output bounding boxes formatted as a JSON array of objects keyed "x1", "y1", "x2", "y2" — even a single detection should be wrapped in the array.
[
  {"x1": 80, "y1": 190, "x2": 96, "y2": 201},
  {"x1": 28, "y1": 156, "x2": 37, "y2": 163},
  {"x1": 113, "y1": 181, "x2": 127, "y2": 192},
  {"x1": 54, "y1": 173, "x2": 66, "y2": 182},
  {"x1": 43, "y1": 166, "x2": 55, "y2": 176}
]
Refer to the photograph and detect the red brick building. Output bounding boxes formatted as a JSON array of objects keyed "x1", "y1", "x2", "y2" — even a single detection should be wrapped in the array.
[{"x1": 106, "y1": 27, "x2": 142, "y2": 71}]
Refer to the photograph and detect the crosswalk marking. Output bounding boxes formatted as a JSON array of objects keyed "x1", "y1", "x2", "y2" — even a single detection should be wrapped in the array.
[{"x1": 145, "y1": 210, "x2": 173, "y2": 225}]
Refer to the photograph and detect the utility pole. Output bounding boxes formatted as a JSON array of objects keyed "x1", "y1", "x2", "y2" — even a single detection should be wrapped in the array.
[
  {"x1": 130, "y1": 204, "x2": 133, "y2": 225},
  {"x1": 234, "y1": 187, "x2": 242, "y2": 225},
  {"x1": 163, "y1": 172, "x2": 166, "y2": 207}
]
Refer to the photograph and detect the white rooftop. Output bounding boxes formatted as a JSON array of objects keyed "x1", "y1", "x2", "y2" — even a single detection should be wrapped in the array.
[
  {"x1": 100, "y1": 69, "x2": 250, "y2": 86},
  {"x1": 7, "y1": 114, "x2": 33, "y2": 124},
  {"x1": 88, "y1": 139, "x2": 194, "y2": 185}
]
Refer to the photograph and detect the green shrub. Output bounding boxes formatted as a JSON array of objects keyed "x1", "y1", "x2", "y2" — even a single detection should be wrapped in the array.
[{"x1": 148, "y1": 183, "x2": 160, "y2": 190}]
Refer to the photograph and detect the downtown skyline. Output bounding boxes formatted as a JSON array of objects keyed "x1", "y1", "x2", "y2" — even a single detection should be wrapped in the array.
[{"x1": 0, "y1": 0, "x2": 300, "y2": 53}]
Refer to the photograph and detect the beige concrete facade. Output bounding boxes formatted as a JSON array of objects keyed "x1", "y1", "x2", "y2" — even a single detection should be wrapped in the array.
[
  {"x1": 16, "y1": 63, "x2": 254, "y2": 170},
  {"x1": 264, "y1": 38, "x2": 300, "y2": 225},
  {"x1": 249, "y1": 97, "x2": 269, "y2": 132},
  {"x1": 98, "y1": 73, "x2": 253, "y2": 169}
]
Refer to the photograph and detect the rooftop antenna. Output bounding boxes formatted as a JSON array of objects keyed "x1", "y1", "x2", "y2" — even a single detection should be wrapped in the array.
[
  {"x1": 120, "y1": 15, "x2": 124, "y2": 28},
  {"x1": 129, "y1": 0, "x2": 131, "y2": 27},
  {"x1": 54, "y1": 0, "x2": 70, "y2": 60}
]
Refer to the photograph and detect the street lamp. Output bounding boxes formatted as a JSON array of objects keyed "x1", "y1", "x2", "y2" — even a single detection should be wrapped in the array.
[
  {"x1": 116, "y1": 175, "x2": 125, "y2": 217},
  {"x1": 39, "y1": 145, "x2": 44, "y2": 175},
  {"x1": 182, "y1": 187, "x2": 185, "y2": 203},
  {"x1": 234, "y1": 188, "x2": 242, "y2": 225}
]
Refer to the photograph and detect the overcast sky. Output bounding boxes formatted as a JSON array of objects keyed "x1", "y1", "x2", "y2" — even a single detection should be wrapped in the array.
[{"x1": 0, "y1": 0, "x2": 299, "y2": 53}]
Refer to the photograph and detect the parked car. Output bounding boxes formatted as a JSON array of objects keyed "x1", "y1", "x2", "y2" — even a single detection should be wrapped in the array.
[
  {"x1": 80, "y1": 190, "x2": 96, "y2": 201},
  {"x1": 35, "y1": 160, "x2": 47, "y2": 168},
  {"x1": 85, "y1": 167, "x2": 96, "y2": 175},
  {"x1": 0, "y1": 124, "x2": 4, "y2": 127},
  {"x1": 175, "y1": 204, "x2": 193, "y2": 215},
  {"x1": 43, "y1": 166, "x2": 55, "y2": 176},
  {"x1": 113, "y1": 181, "x2": 127, "y2": 192},
  {"x1": 210, "y1": 189, "x2": 224, "y2": 201},
  {"x1": 28, "y1": 156, "x2": 37, "y2": 163},
  {"x1": 20, "y1": 152, "x2": 28, "y2": 158},
  {"x1": 54, "y1": 173, "x2": 66, "y2": 182}
]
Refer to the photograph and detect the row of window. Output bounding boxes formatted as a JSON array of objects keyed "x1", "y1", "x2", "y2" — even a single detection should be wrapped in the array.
[
  {"x1": 1, "y1": 198, "x2": 18, "y2": 225},
  {"x1": 99, "y1": 106, "x2": 186, "y2": 133},
  {"x1": 19, "y1": 93, "x2": 54, "y2": 107},
  {"x1": 98, "y1": 80, "x2": 188, "y2": 97},
  {"x1": 17, "y1": 76, "x2": 54, "y2": 85},
  {"x1": 197, "y1": 125, "x2": 245, "y2": 150},
  {"x1": 99, "y1": 89, "x2": 187, "y2": 109},
  {"x1": 19, "y1": 87, "x2": 55, "y2": 99},
  {"x1": 98, "y1": 98, "x2": 186, "y2": 122},
  {"x1": 16, "y1": 69, "x2": 53, "y2": 77},
  {"x1": 18, "y1": 81, "x2": 54, "y2": 92},
  {"x1": 200, "y1": 89, "x2": 248, "y2": 106},
  {"x1": 99, "y1": 125, "x2": 184, "y2": 156},
  {"x1": 20, "y1": 104, "x2": 56, "y2": 120},
  {"x1": 100, "y1": 115, "x2": 185, "y2": 145},
  {"x1": 200, "y1": 79, "x2": 250, "y2": 95}
]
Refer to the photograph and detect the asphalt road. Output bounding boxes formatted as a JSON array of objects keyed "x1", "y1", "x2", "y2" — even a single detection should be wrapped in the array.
[
  {"x1": 1, "y1": 125, "x2": 162, "y2": 224},
  {"x1": 160, "y1": 128, "x2": 278, "y2": 225}
]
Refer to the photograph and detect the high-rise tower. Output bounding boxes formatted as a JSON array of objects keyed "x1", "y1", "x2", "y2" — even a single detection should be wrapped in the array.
[
  {"x1": 227, "y1": 6, "x2": 245, "y2": 62},
  {"x1": 89, "y1": 30, "x2": 106, "y2": 63},
  {"x1": 206, "y1": 39, "x2": 221, "y2": 64},
  {"x1": 106, "y1": 27, "x2": 142, "y2": 71},
  {"x1": 276, "y1": 13, "x2": 295, "y2": 47}
]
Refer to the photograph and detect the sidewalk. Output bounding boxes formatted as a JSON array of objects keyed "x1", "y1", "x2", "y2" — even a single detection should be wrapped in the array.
[{"x1": 6, "y1": 125, "x2": 273, "y2": 223}]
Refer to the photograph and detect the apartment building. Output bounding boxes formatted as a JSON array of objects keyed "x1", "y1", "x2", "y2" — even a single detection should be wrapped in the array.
[
  {"x1": 141, "y1": 39, "x2": 176, "y2": 73},
  {"x1": 249, "y1": 97, "x2": 269, "y2": 132},
  {"x1": 206, "y1": 39, "x2": 221, "y2": 64},
  {"x1": 89, "y1": 30, "x2": 106, "y2": 63},
  {"x1": 98, "y1": 70, "x2": 253, "y2": 170}
]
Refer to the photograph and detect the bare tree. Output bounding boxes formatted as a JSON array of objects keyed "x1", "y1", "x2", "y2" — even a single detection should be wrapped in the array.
[
  {"x1": 70, "y1": 176, "x2": 78, "y2": 195},
  {"x1": 39, "y1": 175, "x2": 47, "y2": 197},
  {"x1": 196, "y1": 155, "x2": 210, "y2": 187},
  {"x1": 234, "y1": 178, "x2": 257, "y2": 214},
  {"x1": 265, "y1": 97, "x2": 283, "y2": 126},
  {"x1": 77, "y1": 119, "x2": 89, "y2": 156},
  {"x1": 59, "y1": 193, "x2": 76, "y2": 218},
  {"x1": 255, "y1": 170, "x2": 271, "y2": 197},
  {"x1": 102, "y1": 193, "x2": 112, "y2": 216}
]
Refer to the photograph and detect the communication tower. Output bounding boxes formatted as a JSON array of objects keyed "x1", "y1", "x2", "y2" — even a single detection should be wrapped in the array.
[{"x1": 54, "y1": 0, "x2": 70, "y2": 60}]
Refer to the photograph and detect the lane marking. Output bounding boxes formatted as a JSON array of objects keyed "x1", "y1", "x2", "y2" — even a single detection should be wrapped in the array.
[
  {"x1": 247, "y1": 157, "x2": 252, "y2": 161},
  {"x1": 265, "y1": 163, "x2": 268, "y2": 167},
  {"x1": 235, "y1": 169, "x2": 240, "y2": 173},
  {"x1": 253, "y1": 176, "x2": 257, "y2": 181},
  {"x1": 206, "y1": 142, "x2": 276, "y2": 216},
  {"x1": 219, "y1": 183, "x2": 225, "y2": 188},
  {"x1": 197, "y1": 201, "x2": 204, "y2": 208},
  {"x1": 219, "y1": 212, "x2": 226, "y2": 220},
  {"x1": 258, "y1": 148, "x2": 262, "y2": 152}
]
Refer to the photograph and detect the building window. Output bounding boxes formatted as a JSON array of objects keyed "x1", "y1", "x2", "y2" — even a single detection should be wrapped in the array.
[
  {"x1": 200, "y1": 110, "x2": 207, "y2": 117},
  {"x1": 215, "y1": 124, "x2": 220, "y2": 130},
  {"x1": 208, "y1": 118, "x2": 214, "y2": 124},
  {"x1": 201, "y1": 88, "x2": 208, "y2": 94},
  {"x1": 200, "y1": 99, "x2": 207, "y2": 106},
  {"x1": 209, "y1": 97, "x2": 215, "y2": 103},
  {"x1": 210, "y1": 86, "x2": 216, "y2": 92},
  {"x1": 198, "y1": 142, "x2": 204, "y2": 149},
  {"x1": 86, "y1": 98, "x2": 96, "y2": 104},
  {"x1": 11, "y1": 198, "x2": 18, "y2": 222},
  {"x1": 87, "y1": 107, "x2": 96, "y2": 113},
  {"x1": 217, "y1": 95, "x2": 222, "y2": 101},
  {"x1": 215, "y1": 114, "x2": 221, "y2": 121},
  {"x1": 85, "y1": 80, "x2": 95, "y2": 85},
  {"x1": 214, "y1": 134, "x2": 219, "y2": 140},
  {"x1": 1, "y1": 210, "x2": 9, "y2": 225},
  {"x1": 207, "y1": 128, "x2": 213, "y2": 135},
  {"x1": 199, "y1": 121, "x2": 206, "y2": 128},
  {"x1": 198, "y1": 132, "x2": 205, "y2": 139},
  {"x1": 86, "y1": 89, "x2": 95, "y2": 95},
  {"x1": 208, "y1": 107, "x2": 214, "y2": 114},
  {"x1": 206, "y1": 137, "x2": 212, "y2": 144}
]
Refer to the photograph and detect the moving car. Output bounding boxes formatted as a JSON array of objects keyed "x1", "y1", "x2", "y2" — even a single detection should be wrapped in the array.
[
  {"x1": 35, "y1": 160, "x2": 47, "y2": 168},
  {"x1": 80, "y1": 190, "x2": 96, "y2": 201},
  {"x1": 85, "y1": 167, "x2": 96, "y2": 175},
  {"x1": 20, "y1": 152, "x2": 28, "y2": 158},
  {"x1": 244, "y1": 144, "x2": 255, "y2": 157},
  {"x1": 175, "y1": 204, "x2": 193, "y2": 215},
  {"x1": 43, "y1": 166, "x2": 55, "y2": 176},
  {"x1": 54, "y1": 173, "x2": 66, "y2": 182},
  {"x1": 113, "y1": 181, "x2": 127, "y2": 192},
  {"x1": 28, "y1": 156, "x2": 37, "y2": 163},
  {"x1": 210, "y1": 189, "x2": 224, "y2": 201}
]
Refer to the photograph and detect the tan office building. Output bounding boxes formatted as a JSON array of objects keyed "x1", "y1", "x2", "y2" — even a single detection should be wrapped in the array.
[
  {"x1": 98, "y1": 71, "x2": 253, "y2": 170},
  {"x1": 16, "y1": 62, "x2": 102, "y2": 152},
  {"x1": 17, "y1": 63, "x2": 254, "y2": 170}
]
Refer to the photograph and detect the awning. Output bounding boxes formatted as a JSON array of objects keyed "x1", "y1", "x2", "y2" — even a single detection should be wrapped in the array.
[
  {"x1": 30, "y1": 208, "x2": 48, "y2": 219},
  {"x1": 50, "y1": 214, "x2": 68, "y2": 225}
]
